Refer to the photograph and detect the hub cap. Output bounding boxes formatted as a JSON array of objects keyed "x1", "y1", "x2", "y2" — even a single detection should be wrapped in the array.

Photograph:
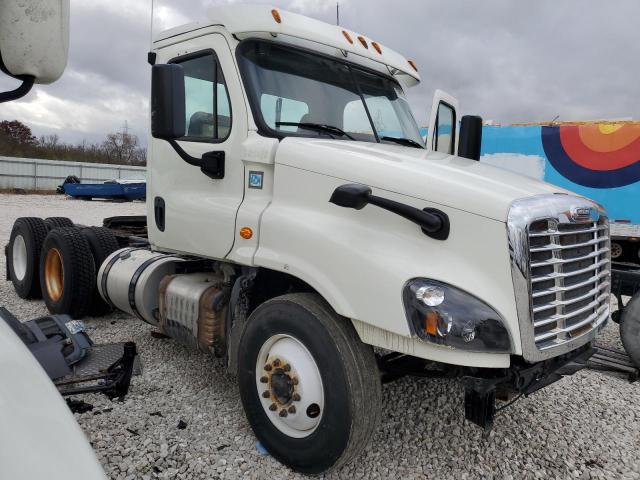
[
  {"x1": 255, "y1": 334, "x2": 324, "y2": 438},
  {"x1": 12, "y1": 234, "x2": 27, "y2": 281},
  {"x1": 611, "y1": 242, "x2": 623, "y2": 259},
  {"x1": 44, "y1": 248, "x2": 64, "y2": 301}
]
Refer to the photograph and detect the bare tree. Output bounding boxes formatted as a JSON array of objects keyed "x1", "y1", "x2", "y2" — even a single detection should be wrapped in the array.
[{"x1": 101, "y1": 131, "x2": 144, "y2": 165}]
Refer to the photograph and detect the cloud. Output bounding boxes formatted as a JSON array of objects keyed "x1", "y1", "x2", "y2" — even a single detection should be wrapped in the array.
[{"x1": 0, "y1": 0, "x2": 638, "y2": 144}]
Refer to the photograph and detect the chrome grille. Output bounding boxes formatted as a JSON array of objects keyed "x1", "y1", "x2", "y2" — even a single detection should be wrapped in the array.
[{"x1": 527, "y1": 218, "x2": 611, "y2": 350}]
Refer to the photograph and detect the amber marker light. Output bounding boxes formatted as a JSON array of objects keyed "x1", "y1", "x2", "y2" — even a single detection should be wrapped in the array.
[
  {"x1": 342, "y1": 30, "x2": 353, "y2": 44},
  {"x1": 371, "y1": 41, "x2": 382, "y2": 54},
  {"x1": 408, "y1": 60, "x2": 418, "y2": 72},
  {"x1": 357, "y1": 36, "x2": 368, "y2": 49},
  {"x1": 240, "y1": 227, "x2": 253, "y2": 239},
  {"x1": 271, "y1": 9, "x2": 282, "y2": 23},
  {"x1": 423, "y1": 311, "x2": 439, "y2": 336}
]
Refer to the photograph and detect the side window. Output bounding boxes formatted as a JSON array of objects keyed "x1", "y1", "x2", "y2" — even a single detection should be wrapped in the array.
[
  {"x1": 433, "y1": 102, "x2": 455, "y2": 154},
  {"x1": 176, "y1": 52, "x2": 232, "y2": 141},
  {"x1": 260, "y1": 94, "x2": 309, "y2": 132}
]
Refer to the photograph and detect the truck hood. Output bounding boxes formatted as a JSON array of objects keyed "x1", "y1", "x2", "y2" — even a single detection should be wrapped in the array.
[{"x1": 275, "y1": 138, "x2": 566, "y2": 222}]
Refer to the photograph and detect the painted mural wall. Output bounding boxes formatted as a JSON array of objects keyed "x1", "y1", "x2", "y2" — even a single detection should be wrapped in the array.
[{"x1": 479, "y1": 123, "x2": 640, "y2": 224}]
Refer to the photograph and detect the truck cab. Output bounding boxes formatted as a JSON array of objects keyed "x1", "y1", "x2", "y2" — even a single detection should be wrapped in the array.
[
  {"x1": 124, "y1": 5, "x2": 613, "y2": 472},
  {"x1": 0, "y1": 4, "x2": 602, "y2": 474}
]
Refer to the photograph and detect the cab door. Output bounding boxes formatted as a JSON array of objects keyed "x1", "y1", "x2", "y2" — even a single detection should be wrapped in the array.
[
  {"x1": 148, "y1": 33, "x2": 247, "y2": 259},
  {"x1": 426, "y1": 89, "x2": 460, "y2": 155}
]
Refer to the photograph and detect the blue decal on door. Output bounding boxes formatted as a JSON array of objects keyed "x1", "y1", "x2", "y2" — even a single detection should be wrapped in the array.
[{"x1": 248, "y1": 171, "x2": 264, "y2": 189}]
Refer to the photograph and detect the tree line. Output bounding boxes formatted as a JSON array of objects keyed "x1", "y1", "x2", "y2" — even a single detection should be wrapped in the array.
[{"x1": 0, "y1": 120, "x2": 146, "y2": 166}]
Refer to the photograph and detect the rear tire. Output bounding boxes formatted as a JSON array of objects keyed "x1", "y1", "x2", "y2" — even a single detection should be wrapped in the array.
[
  {"x1": 44, "y1": 217, "x2": 74, "y2": 230},
  {"x1": 80, "y1": 226, "x2": 120, "y2": 316},
  {"x1": 7, "y1": 217, "x2": 48, "y2": 298},
  {"x1": 237, "y1": 293, "x2": 381, "y2": 474},
  {"x1": 40, "y1": 227, "x2": 96, "y2": 319},
  {"x1": 620, "y1": 292, "x2": 640, "y2": 368}
]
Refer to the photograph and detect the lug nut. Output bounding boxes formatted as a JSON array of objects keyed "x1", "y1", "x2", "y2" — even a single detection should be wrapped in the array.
[
  {"x1": 291, "y1": 377, "x2": 299, "y2": 385},
  {"x1": 269, "y1": 403, "x2": 277, "y2": 411},
  {"x1": 273, "y1": 359, "x2": 281, "y2": 367},
  {"x1": 292, "y1": 393, "x2": 301, "y2": 402},
  {"x1": 283, "y1": 364, "x2": 291, "y2": 372},
  {"x1": 260, "y1": 376, "x2": 268, "y2": 383},
  {"x1": 264, "y1": 364, "x2": 272, "y2": 372},
  {"x1": 279, "y1": 409, "x2": 288, "y2": 417},
  {"x1": 288, "y1": 405, "x2": 296, "y2": 414},
  {"x1": 262, "y1": 390, "x2": 271, "y2": 398}
]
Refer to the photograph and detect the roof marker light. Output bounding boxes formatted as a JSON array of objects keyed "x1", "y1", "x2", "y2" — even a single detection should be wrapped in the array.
[
  {"x1": 357, "y1": 36, "x2": 368, "y2": 49},
  {"x1": 408, "y1": 60, "x2": 418, "y2": 72},
  {"x1": 371, "y1": 42, "x2": 382, "y2": 54},
  {"x1": 271, "y1": 9, "x2": 282, "y2": 24},
  {"x1": 342, "y1": 30, "x2": 353, "y2": 44}
]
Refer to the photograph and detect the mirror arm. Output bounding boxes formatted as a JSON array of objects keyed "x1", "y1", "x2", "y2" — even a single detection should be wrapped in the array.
[
  {"x1": 368, "y1": 195, "x2": 449, "y2": 239},
  {"x1": 166, "y1": 139, "x2": 225, "y2": 180},
  {"x1": 329, "y1": 184, "x2": 450, "y2": 240},
  {"x1": 167, "y1": 139, "x2": 202, "y2": 167},
  {"x1": 0, "y1": 75, "x2": 34, "y2": 103}
]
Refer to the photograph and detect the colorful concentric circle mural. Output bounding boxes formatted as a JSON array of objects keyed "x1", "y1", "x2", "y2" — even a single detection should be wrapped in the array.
[{"x1": 542, "y1": 123, "x2": 640, "y2": 188}]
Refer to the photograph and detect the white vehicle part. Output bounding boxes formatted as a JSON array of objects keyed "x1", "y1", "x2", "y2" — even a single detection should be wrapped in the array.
[
  {"x1": 254, "y1": 140, "x2": 529, "y2": 366},
  {"x1": 0, "y1": 0, "x2": 69, "y2": 84},
  {"x1": 147, "y1": 32, "x2": 248, "y2": 259},
  {"x1": 256, "y1": 334, "x2": 324, "y2": 438},
  {"x1": 97, "y1": 248, "x2": 183, "y2": 325},
  {"x1": 0, "y1": 318, "x2": 106, "y2": 480},
  {"x1": 426, "y1": 89, "x2": 460, "y2": 154},
  {"x1": 154, "y1": 4, "x2": 420, "y2": 86},
  {"x1": 11, "y1": 234, "x2": 27, "y2": 281},
  {"x1": 158, "y1": 273, "x2": 227, "y2": 354}
]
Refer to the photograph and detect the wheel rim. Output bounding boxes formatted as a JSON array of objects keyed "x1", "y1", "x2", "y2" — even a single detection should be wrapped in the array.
[
  {"x1": 12, "y1": 234, "x2": 28, "y2": 281},
  {"x1": 255, "y1": 334, "x2": 324, "y2": 438},
  {"x1": 44, "y1": 248, "x2": 64, "y2": 301},
  {"x1": 611, "y1": 242, "x2": 623, "y2": 259}
]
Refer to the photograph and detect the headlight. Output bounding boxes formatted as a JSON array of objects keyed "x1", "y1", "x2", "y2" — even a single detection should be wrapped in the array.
[{"x1": 403, "y1": 279, "x2": 512, "y2": 353}]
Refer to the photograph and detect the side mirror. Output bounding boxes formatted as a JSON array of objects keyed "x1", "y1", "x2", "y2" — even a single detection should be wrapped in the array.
[
  {"x1": 458, "y1": 115, "x2": 483, "y2": 161},
  {"x1": 151, "y1": 64, "x2": 186, "y2": 140},
  {"x1": 0, "y1": 0, "x2": 70, "y2": 102},
  {"x1": 329, "y1": 184, "x2": 372, "y2": 210}
]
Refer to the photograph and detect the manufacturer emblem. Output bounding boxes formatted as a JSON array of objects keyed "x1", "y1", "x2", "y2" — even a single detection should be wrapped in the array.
[
  {"x1": 248, "y1": 171, "x2": 264, "y2": 189},
  {"x1": 570, "y1": 206, "x2": 598, "y2": 223}
]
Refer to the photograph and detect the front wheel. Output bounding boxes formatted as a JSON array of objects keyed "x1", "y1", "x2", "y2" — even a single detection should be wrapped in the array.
[{"x1": 237, "y1": 293, "x2": 381, "y2": 474}]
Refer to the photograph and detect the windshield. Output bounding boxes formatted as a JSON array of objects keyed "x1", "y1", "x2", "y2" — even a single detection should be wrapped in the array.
[{"x1": 237, "y1": 40, "x2": 424, "y2": 146}]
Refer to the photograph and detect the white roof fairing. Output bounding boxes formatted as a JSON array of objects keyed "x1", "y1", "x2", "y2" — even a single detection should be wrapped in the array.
[{"x1": 154, "y1": 4, "x2": 421, "y2": 86}]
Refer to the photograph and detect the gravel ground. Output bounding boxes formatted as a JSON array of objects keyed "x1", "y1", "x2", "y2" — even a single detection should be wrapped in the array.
[{"x1": 1, "y1": 193, "x2": 639, "y2": 480}]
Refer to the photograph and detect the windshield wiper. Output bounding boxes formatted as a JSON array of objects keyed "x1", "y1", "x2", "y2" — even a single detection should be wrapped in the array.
[
  {"x1": 380, "y1": 136, "x2": 424, "y2": 149},
  {"x1": 276, "y1": 122, "x2": 355, "y2": 140}
]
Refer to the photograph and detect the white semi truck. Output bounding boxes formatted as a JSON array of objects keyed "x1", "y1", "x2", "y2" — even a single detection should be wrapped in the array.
[{"x1": 4, "y1": 4, "x2": 612, "y2": 474}]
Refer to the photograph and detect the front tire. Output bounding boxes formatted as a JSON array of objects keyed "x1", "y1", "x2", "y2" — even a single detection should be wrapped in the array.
[
  {"x1": 237, "y1": 293, "x2": 381, "y2": 474},
  {"x1": 620, "y1": 292, "x2": 640, "y2": 368}
]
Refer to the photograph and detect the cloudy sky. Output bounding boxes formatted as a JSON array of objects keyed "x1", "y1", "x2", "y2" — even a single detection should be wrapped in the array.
[{"x1": 0, "y1": 0, "x2": 638, "y2": 145}]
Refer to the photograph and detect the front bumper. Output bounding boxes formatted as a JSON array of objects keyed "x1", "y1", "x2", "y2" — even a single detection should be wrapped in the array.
[{"x1": 462, "y1": 342, "x2": 595, "y2": 429}]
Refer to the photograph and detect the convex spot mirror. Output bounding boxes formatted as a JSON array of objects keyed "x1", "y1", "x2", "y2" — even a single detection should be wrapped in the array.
[
  {"x1": 0, "y1": 0, "x2": 69, "y2": 84},
  {"x1": 151, "y1": 64, "x2": 186, "y2": 140}
]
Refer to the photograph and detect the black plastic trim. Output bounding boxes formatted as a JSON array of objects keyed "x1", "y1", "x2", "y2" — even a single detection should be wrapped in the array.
[
  {"x1": 0, "y1": 51, "x2": 35, "y2": 103},
  {"x1": 432, "y1": 100, "x2": 457, "y2": 154}
]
